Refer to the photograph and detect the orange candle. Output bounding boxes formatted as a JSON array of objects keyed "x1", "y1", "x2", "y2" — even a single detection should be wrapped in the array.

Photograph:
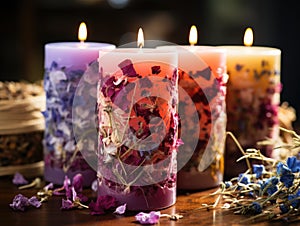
[
  {"x1": 158, "y1": 25, "x2": 228, "y2": 190},
  {"x1": 221, "y1": 28, "x2": 281, "y2": 178}
]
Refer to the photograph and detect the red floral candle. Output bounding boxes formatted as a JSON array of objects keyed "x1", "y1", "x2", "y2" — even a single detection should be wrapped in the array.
[
  {"x1": 97, "y1": 46, "x2": 179, "y2": 210},
  {"x1": 158, "y1": 26, "x2": 228, "y2": 190}
]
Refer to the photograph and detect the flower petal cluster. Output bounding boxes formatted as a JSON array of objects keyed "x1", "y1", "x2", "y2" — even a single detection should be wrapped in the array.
[
  {"x1": 9, "y1": 194, "x2": 41, "y2": 211},
  {"x1": 135, "y1": 211, "x2": 161, "y2": 225}
]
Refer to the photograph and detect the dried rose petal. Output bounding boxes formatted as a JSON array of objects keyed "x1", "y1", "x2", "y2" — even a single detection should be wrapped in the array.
[
  {"x1": 12, "y1": 172, "x2": 28, "y2": 185},
  {"x1": 114, "y1": 203, "x2": 126, "y2": 215},
  {"x1": 135, "y1": 211, "x2": 161, "y2": 225}
]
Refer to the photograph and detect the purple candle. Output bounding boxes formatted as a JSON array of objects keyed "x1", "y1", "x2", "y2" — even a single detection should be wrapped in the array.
[{"x1": 43, "y1": 22, "x2": 115, "y2": 186}]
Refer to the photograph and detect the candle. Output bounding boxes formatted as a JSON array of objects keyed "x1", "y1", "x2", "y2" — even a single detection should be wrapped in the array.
[
  {"x1": 221, "y1": 27, "x2": 281, "y2": 179},
  {"x1": 158, "y1": 25, "x2": 228, "y2": 190},
  {"x1": 97, "y1": 28, "x2": 179, "y2": 210},
  {"x1": 43, "y1": 22, "x2": 115, "y2": 186}
]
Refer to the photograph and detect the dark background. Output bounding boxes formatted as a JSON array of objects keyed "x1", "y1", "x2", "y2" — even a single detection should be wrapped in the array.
[{"x1": 1, "y1": 0, "x2": 299, "y2": 124}]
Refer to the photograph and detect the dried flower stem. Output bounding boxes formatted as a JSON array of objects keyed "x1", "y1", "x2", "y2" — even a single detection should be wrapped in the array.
[{"x1": 226, "y1": 132, "x2": 252, "y2": 173}]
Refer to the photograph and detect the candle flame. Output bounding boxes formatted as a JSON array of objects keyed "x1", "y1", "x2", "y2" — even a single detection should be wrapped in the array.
[
  {"x1": 78, "y1": 22, "x2": 87, "y2": 42},
  {"x1": 137, "y1": 28, "x2": 144, "y2": 48},
  {"x1": 189, "y1": 25, "x2": 198, "y2": 46},
  {"x1": 244, "y1": 27, "x2": 253, "y2": 47}
]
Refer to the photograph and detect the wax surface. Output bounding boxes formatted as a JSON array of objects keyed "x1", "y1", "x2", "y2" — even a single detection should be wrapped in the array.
[
  {"x1": 221, "y1": 45, "x2": 281, "y2": 179},
  {"x1": 158, "y1": 45, "x2": 228, "y2": 190},
  {"x1": 43, "y1": 41, "x2": 115, "y2": 186},
  {"x1": 97, "y1": 48, "x2": 178, "y2": 210}
]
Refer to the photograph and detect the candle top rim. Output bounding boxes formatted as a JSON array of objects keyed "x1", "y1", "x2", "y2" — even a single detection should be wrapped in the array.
[
  {"x1": 157, "y1": 45, "x2": 227, "y2": 53},
  {"x1": 45, "y1": 42, "x2": 115, "y2": 49},
  {"x1": 99, "y1": 48, "x2": 178, "y2": 54},
  {"x1": 219, "y1": 45, "x2": 281, "y2": 54}
]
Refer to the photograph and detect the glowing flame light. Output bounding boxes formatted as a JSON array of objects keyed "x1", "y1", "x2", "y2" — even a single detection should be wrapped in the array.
[
  {"x1": 78, "y1": 22, "x2": 87, "y2": 42},
  {"x1": 137, "y1": 28, "x2": 144, "y2": 48},
  {"x1": 189, "y1": 25, "x2": 198, "y2": 46},
  {"x1": 244, "y1": 27, "x2": 253, "y2": 47}
]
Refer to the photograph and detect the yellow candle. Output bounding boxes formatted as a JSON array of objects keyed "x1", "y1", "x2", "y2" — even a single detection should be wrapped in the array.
[{"x1": 220, "y1": 28, "x2": 281, "y2": 178}]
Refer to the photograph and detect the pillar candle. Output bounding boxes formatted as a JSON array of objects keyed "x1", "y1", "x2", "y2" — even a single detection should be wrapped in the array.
[
  {"x1": 97, "y1": 29, "x2": 179, "y2": 210},
  {"x1": 43, "y1": 23, "x2": 115, "y2": 186},
  {"x1": 157, "y1": 26, "x2": 228, "y2": 190},
  {"x1": 220, "y1": 28, "x2": 281, "y2": 179}
]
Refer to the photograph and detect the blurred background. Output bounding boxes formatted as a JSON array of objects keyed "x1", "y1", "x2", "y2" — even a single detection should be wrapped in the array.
[{"x1": 0, "y1": 0, "x2": 299, "y2": 124}]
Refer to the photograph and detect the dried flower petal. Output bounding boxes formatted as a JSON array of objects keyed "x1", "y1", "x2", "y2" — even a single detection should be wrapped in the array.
[
  {"x1": 287, "y1": 156, "x2": 300, "y2": 173},
  {"x1": 91, "y1": 179, "x2": 98, "y2": 192},
  {"x1": 72, "y1": 173, "x2": 84, "y2": 193},
  {"x1": 43, "y1": 182, "x2": 54, "y2": 191},
  {"x1": 9, "y1": 194, "x2": 29, "y2": 211},
  {"x1": 114, "y1": 203, "x2": 126, "y2": 215},
  {"x1": 89, "y1": 195, "x2": 118, "y2": 215},
  {"x1": 252, "y1": 164, "x2": 265, "y2": 178},
  {"x1": 61, "y1": 199, "x2": 74, "y2": 210},
  {"x1": 12, "y1": 172, "x2": 28, "y2": 185},
  {"x1": 118, "y1": 59, "x2": 137, "y2": 77},
  {"x1": 28, "y1": 196, "x2": 42, "y2": 208},
  {"x1": 135, "y1": 211, "x2": 161, "y2": 225}
]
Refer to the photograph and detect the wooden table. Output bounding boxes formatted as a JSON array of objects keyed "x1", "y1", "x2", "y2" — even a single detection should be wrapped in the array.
[{"x1": 0, "y1": 176, "x2": 296, "y2": 226}]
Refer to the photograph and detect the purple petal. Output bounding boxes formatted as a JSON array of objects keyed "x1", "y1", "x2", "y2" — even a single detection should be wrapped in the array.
[
  {"x1": 61, "y1": 199, "x2": 74, "y2": 210},
  {"x1": 9, "y1": 194, "x2": 29, "y2": 211},
  {"x1": 88, "y1": 195, "x2": 118, "y2": 215},
  {"x1": 43, "y1": 182, "x2": 54, "y2": 191},
  {"x1": 71, "y1": 187, "x2": 77, "y2": 202},
  {"x1": 135, "y1": 211, "x2": 161, "y2": 225},
  {"x1": 91, "y1": 179, "x2": 98, "y2": 192},
  {"x1": 114, "y1": 203, "x2": 127, "y2": 215},
  {"x1": 12, "y1": 172, "x2": 28, "y2": 185},
  {"x1": 88, "y1": 200, "x2": 105, "y2": 215},
  {"x1": 72, "y1": 173, "x2": 84, "y2": 193},
  {"x1": 28, "y1": 196, "x2": 42, "y2": 208},
  {"x1": 118, "y1": 59, "x2": 137, "y2": 77}
]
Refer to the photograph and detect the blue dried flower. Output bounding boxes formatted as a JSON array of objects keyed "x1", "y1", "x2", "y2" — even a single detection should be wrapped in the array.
[
  {"x1": 276, "y1": 162, "x2": 292, "y2": 176},
  {"x1": 261, "y1": 177, "x2": 278, "y2": 195},
  {"x1": 287, "y1": 156, "x2": 300, "y2": 173},
  {"x1": 279, "y1": 203, "x2": 289, "y2": 214},
  {"x1": 238, "y1": 173, "x2": 250, "y2": 185},
  {"x1": 224, "y1": 181, "x2": 232, "y2": 189},
  {"x1": 250, "y1": 202, "x2": 262, "y2": 214},
  {"x1": 280, "y1": 173, "x2": 295, "y2": 188},
  {"x1": 253, "y1": 164, "x2": 265, "y2": 178}
]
